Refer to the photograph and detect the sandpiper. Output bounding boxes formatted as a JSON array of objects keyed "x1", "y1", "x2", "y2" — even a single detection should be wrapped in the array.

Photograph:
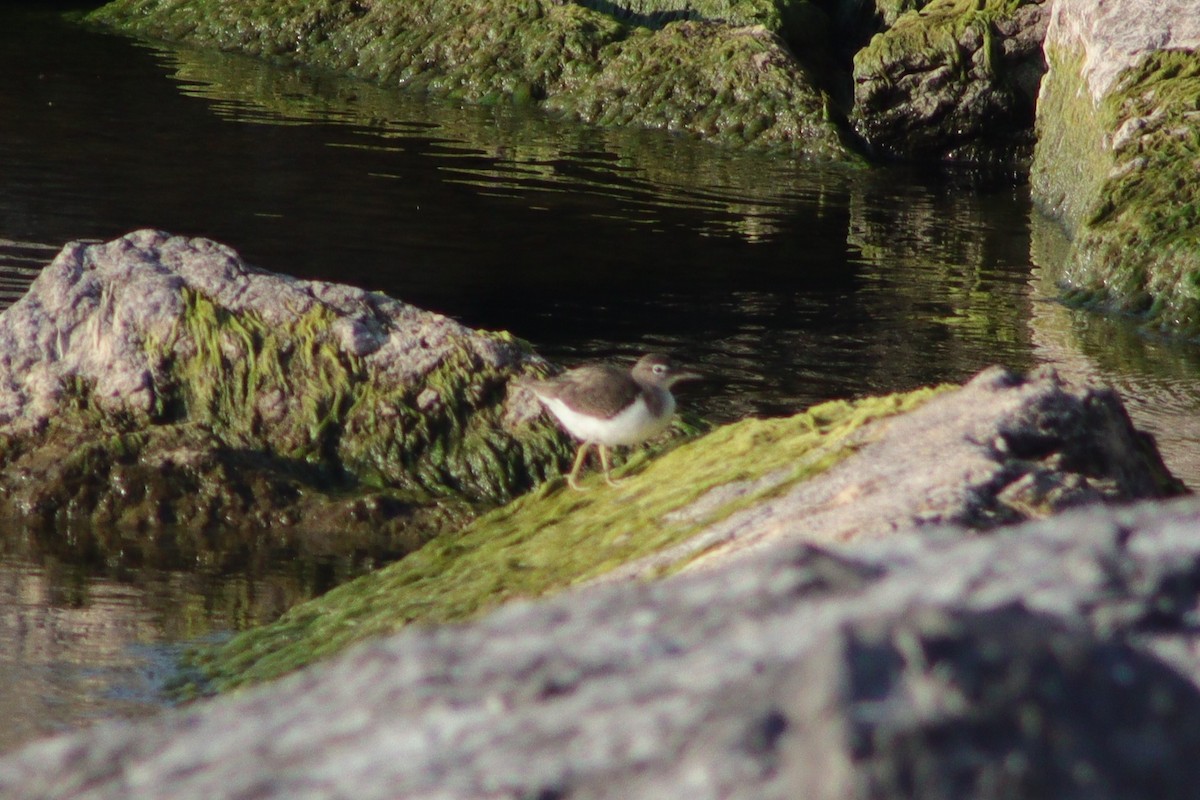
[{"x1": 527, "y1": 353, "x2": 700, "y2": 490}]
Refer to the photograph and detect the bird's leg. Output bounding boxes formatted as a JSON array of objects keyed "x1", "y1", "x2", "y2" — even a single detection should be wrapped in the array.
[
  {"x1": 599, "y1": 445, "x2": 624, "y2": 487},
  {"x1": 566, "y1": 442, "x2": 592, "y2": 491}
]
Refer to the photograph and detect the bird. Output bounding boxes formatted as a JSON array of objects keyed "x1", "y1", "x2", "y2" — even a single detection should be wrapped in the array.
[{"x1": 526, "y1": 353, "x2": 700, "y2": 490}]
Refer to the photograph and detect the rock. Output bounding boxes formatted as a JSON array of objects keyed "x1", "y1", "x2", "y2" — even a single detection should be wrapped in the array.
[
  {"x1": 547, "y1": 20, "x2": 846, "y2": 154},
  {"x1": 818, "y1": 0, "x2": 932, "y2": 41},
  {"x1": 850, "y1": 0, "x2": 1049, "y2": 165},
  {"x1": 613, "y1": 364, "x2": 1182, "y2": 574},
  {"x1": 783, "y1": 604, "x2": 1200, "y2": 800},
  {"x1": 0, "y1": 230, "x2": 567, "y2": 540},
  {"x1": 1031, "y1": 0, "x2": 1200, "y2": 336},
  {"x1": 5, "y1": 497, "x2": 1200, "y2": 798},
  {"x1": 573, "y1": 0, "x2": 827, "y2": 46},
  {"x1": 187, "y1": 366, "x2": 1183, "y2": 692},
  {"x1": 571, "y1": 0, "x2": 844, "y2": 87},
  {"x1": 88, "y1": 0, "x2": 852, "y2": 157}
]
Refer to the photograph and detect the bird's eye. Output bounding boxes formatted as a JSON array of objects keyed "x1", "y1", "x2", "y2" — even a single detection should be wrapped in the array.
[{"x1": 653, "y1": 364, "x2": 667, "y2": 374}]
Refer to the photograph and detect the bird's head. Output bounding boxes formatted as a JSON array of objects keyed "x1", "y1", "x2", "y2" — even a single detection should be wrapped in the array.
[{"x1": 632, "y1": 353, "x2": 702, "y2": 388}]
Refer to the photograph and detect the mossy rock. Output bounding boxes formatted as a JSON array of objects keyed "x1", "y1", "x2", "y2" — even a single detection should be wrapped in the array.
[
  {"x1": 87, "y1": 0, "x2": 853, "y2": 157},
  {"x1": 572, "y1": 0, "x2": 837, "y2": 65},
  {"x1": 850, "y1": 0, "x2": 1045, "y2": 163},
  {"x1": 186, "y1": 385, "x2": 943, "y2": 693},
  {"x1": 548, "y1": 21, "x2": 848, "y2": 153},
  {"x1": 1034, "y1": 48, "x2": 1200, "y2": 336},
  {"x1": 818, "y1": 0, "x2": 929, "y2": 58},
  {"x1": 0, "y1": 231, "x2": 571, "y2": 539},
  {"x1": 142, "y1": 289, "x2": 566, "y2": 504}
]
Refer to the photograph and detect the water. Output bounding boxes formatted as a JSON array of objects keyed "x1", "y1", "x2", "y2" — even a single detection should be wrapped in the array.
[{"x1": 2, "y1": 5, "x2": 1200, "y2": 751}]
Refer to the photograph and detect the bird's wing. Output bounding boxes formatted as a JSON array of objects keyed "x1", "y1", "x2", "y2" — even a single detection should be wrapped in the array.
[{"x1": 534, "y1": 364, "x2": 640, "y2": 420}]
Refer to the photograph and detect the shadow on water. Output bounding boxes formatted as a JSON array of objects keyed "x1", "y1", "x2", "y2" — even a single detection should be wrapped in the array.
[{"x1": 2, "y1": 5, "x2": 1199, "y2": 750}]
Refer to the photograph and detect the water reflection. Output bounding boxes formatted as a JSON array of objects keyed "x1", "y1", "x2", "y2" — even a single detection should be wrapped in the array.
[
  {"x1": 0, "y1": 554, "x2": 168, "y2": 750},
  {"x1": 1, "y1": 19, "x2": 1046, "y2": 421},
  {"x1": 153, "y1": 39, "x2": 847, "y2": 244},
  {"x1": 150, "y1": 38, "x2": 1044, "y2": 415},
  {"x1": 0, "y1": 525, "x2": 377, "y2": 750}
]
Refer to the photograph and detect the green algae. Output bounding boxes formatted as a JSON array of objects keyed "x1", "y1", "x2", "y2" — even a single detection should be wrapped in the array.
[
  {"x1": 874, "y1": 0, "x2": 931, "y2": 27},
  {"x1": 146, "y1": 288, "x2": 567, "y2": 503},
  {"x1": 2, "y1": 377, "x2": 466, "y2": 543},
  {"x1": 0, "y1": 273, "x2": 572, "y2": 540},
  {"x1": 1031, "y1": 49, "x2": 1118, "y2": 236},
  {"x1": 190, "y1": 384, "x2": 945, "y2": 693},
  {"x1": 1033, "y1": 48, "x2": 1200, "y2": 337},
  {"x1": 550, "y1": 20, "x2": 848, "y2": 154},
  {"x1": 154, "y1": 290, "x2": 358, "y2": 462},
  {"x1": 855, "y1": 0, "x2": 1007, "y2": 76},
  {"x1": 87, "y1": 0, "x2": 852, "y2": 157},
  {"x1": 572, "y1": 0, "x2": 832, "y2": 56}
]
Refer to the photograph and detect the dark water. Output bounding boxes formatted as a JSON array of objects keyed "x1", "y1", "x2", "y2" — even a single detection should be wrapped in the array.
[{"x1": 3, "y1": 6, "x2": 1200, "y2": 751}]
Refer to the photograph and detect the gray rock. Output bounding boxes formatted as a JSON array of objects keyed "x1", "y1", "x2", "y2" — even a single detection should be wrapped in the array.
[
  {"x1": 607, "y1": 365, "x2": 1182, "y2": 578},
  {"x1": 783, "y1": 605, "x2": 1200, "y2": 800},
  {"x1": 5, "y1": 498, "x2": 1200, "y2": 798},
  {"x1": 0, "y1": 230, "x2": 524, "y2": 430},
  {"x1": 1045, "y1": 0, "x2": 1200, "y2": 102}
]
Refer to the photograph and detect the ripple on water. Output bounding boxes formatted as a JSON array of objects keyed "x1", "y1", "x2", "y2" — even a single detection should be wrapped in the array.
[{"x1": 0, "y1": 239, "x2": 56, "y2": 311}]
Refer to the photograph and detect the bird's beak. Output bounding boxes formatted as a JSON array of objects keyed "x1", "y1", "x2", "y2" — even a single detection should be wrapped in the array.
[{"x1": 671, "y1": 370, "x2": 703, "y2": 386}]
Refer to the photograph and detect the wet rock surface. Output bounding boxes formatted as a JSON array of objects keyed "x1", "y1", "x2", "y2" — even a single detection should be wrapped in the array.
[
  {"x1": 5, "y1": 498, "x2": 1200, "y2": 799},
  {"x1": 0, "y1": 230, "x2": 566, "y2": 541}
]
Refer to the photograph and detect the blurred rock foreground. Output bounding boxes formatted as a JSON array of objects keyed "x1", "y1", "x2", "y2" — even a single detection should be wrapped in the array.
[{"x1": 5, "y1": 498, "x2": 1200, "y2": 799}]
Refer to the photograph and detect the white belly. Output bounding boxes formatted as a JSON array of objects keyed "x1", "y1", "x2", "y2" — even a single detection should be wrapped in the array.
[{"x1": 541, "y1": 393, "x2": 675, "y2": 447}]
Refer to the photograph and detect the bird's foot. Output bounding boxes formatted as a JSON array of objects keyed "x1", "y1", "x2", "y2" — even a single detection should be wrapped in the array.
[{"x1": 598, "y1": 446, "x2": 626, "y2": 488}]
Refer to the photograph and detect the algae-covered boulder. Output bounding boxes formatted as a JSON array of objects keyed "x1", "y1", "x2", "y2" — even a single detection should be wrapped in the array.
[
  {"x1": 546, "y1": 20, "x2": 844, "y2": 150},
  {"x1": 850, "y1": 0, "x2": 1048, "y2": 164},
  {"x1": 88, "y1": 0, "x2": 851, "y2": 157},
  {"x1": 186, "y1": 366, "x2": 1183, "y2": 692},
  {"x1": 0, "y1": 230, "x2": 566, "y2": 536},
  {"x1": 1031, "y1": 0, "x2": 1200, "y2": 337}
]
